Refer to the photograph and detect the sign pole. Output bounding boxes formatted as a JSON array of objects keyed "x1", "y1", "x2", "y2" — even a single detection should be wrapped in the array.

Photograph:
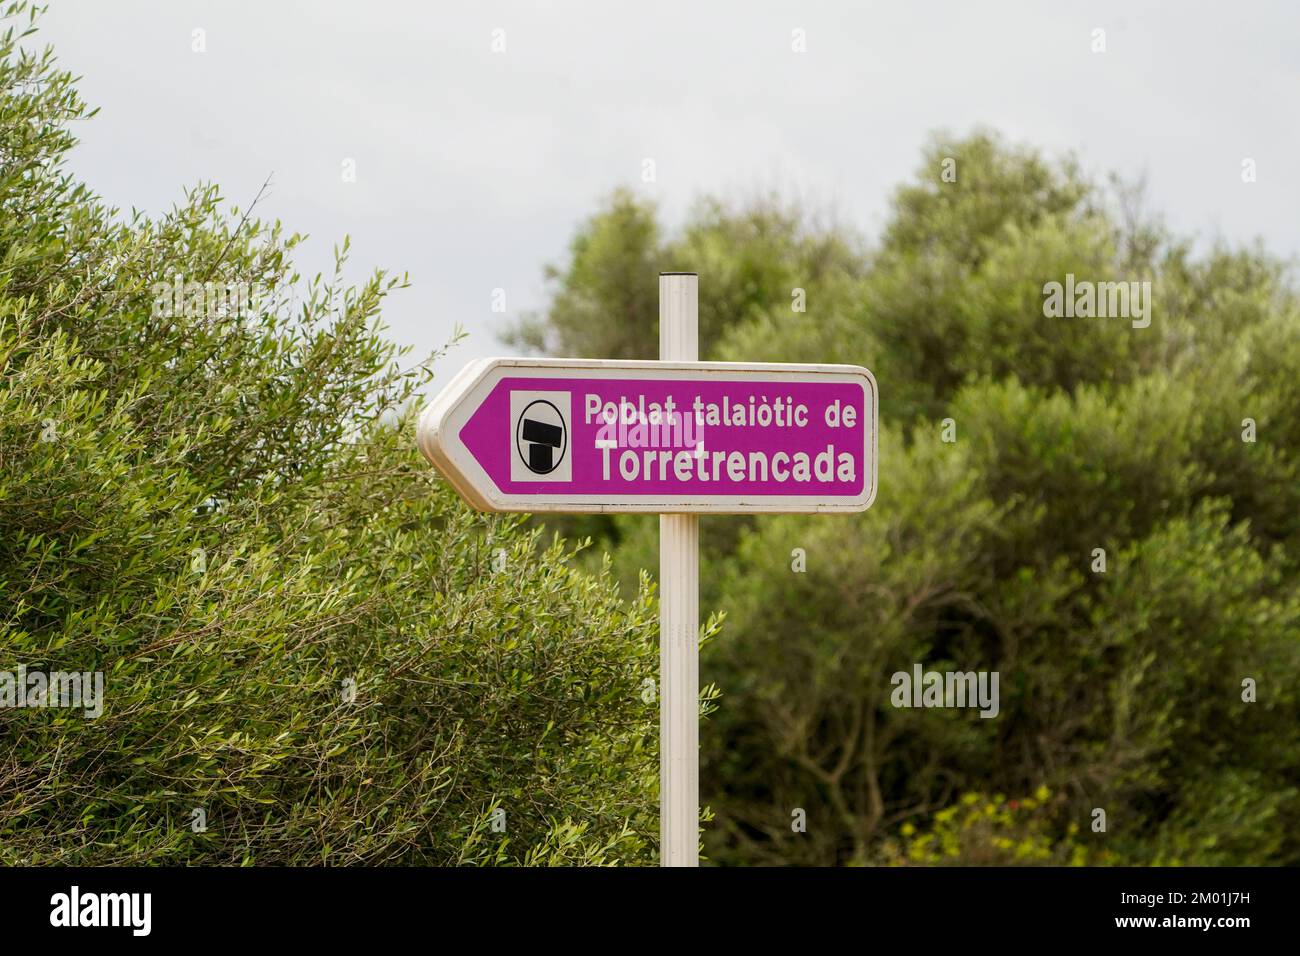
[{"x1": 658, "y1": 272, "x2": 699, "y2": 867}]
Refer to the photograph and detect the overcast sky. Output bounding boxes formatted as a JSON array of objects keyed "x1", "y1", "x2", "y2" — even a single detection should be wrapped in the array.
[{"x1": 38, "y1": 0, "x2": 1300, "y2": 373}]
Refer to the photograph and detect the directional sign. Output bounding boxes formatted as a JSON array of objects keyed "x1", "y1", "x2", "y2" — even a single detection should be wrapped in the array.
[{"x1": 417, "y1": 357, "x2": 877, "y2": 514}]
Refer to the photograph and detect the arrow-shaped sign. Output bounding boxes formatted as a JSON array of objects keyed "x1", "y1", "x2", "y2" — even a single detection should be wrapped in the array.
[{"x1": 418, "y1": 357, "x2": 877, "y2": 514}]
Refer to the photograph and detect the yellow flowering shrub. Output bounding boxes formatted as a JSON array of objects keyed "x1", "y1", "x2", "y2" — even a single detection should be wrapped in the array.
[{"x1": 882, "y1": 788, "x2": 1115, "y2": 867}]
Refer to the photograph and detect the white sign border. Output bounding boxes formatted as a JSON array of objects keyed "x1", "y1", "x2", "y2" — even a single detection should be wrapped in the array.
[{"x1": 418, "y1": 357, "x2": 878, "y2": 515}]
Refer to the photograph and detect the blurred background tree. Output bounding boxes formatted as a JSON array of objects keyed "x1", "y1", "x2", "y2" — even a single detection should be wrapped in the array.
[{"x1": 514, "y1": 131, "x2": 1300, "y2": 866}]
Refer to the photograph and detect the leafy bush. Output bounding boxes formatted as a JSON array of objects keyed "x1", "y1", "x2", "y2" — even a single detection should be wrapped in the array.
[{"x1": 0, "y1": 4, "x2": 658, "y2": 865}]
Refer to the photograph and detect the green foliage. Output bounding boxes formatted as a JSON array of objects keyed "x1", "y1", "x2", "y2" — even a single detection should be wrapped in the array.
[
  {"x1": 504, "y1": 188, "x2": 864, "y2": 363},
  {"x1": 0, "y1": 5, "x2": 658, "y2": 865},
  {"x1": 524, "y1": 129, "x2": 1300, "y2": 865},
  {"x1": 882, "y1": 788, "x2": 1110, "y2": 867}
]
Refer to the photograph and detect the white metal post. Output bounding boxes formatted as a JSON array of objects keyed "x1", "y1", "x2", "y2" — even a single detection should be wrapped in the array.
[{"x1": 658, "y1": 272, "x2": 699, "y2": 867}]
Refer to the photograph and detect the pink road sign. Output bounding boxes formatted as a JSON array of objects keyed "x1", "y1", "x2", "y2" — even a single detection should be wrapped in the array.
[{"x1": 418, "y1": 358, "x2": 877, "y2": 514}]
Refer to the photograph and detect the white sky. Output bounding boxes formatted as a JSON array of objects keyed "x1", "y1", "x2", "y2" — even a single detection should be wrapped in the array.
[{"x1": 37, "y1": 0, "x2": 1300, "y2": 375}]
